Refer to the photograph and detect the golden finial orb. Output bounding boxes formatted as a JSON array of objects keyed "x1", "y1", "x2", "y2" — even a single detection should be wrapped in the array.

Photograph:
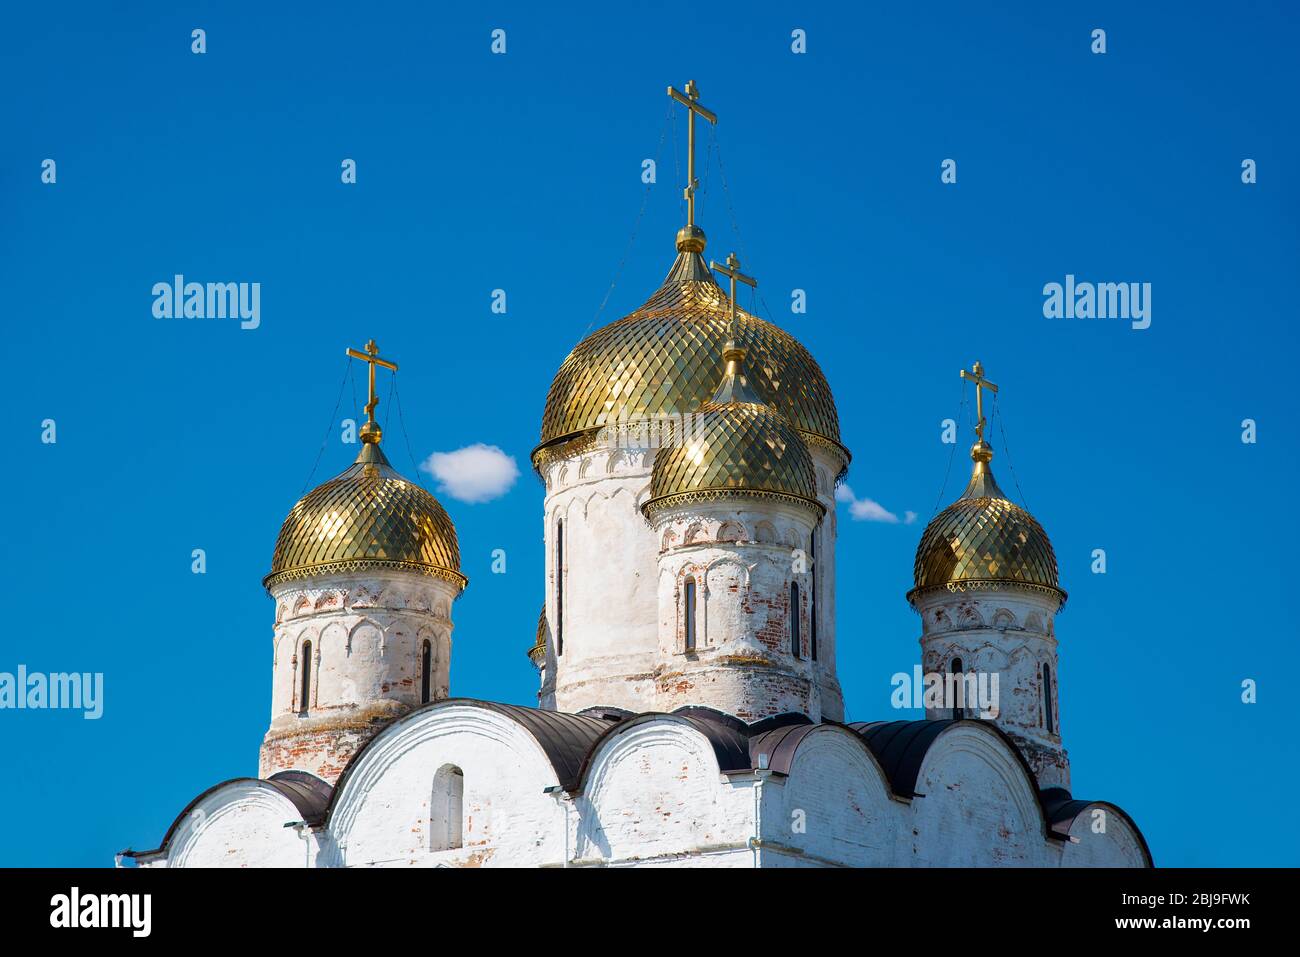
[{"x1": 676, "y1": 224, "x2": 707, "y2": 253}]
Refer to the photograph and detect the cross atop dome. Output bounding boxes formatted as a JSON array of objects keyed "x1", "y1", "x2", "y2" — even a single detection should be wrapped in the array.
[
  {"x1": 667, "y1": 80, "x2": 716, "y2": 229},
  {"x1": 346, "y1": 338, "x2": 398, "y2": 445},
  {"x1": 533, "y1": 81, "x2": 850, "y2": 479},
  {"x1": 710, "y1": 251, "x2": 757, "y2": 340},
  {"x1": 707, "y1": 252, "x2": 765, "y2": 406},
  {"x1": 668, "y1": 79, "x2": 717, "y2": 253},
  {"x1": 960, "y1": 360, "x2": 998, "y2": 448}
]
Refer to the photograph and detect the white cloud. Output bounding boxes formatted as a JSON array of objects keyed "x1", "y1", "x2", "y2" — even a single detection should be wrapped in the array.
[
  {"x1": 420, "y1": 443, "x2": 519, "y2": 503},
  {"x1": 836, "y1": 483, "x2": 917, "y2": 525}
]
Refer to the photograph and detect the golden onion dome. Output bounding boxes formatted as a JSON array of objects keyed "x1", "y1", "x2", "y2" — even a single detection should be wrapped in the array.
[
  {"x1": 528, "y1": 603, "x2": 546, "y2": 663},
  {"x1": 642, "y1": 342, "x2": 823, "y2": 517},
  {"x1": 264, "y1": 441, "x2": 466, "y2": 592},
  {"x1": 534, "y1": 231, "x2": 846, "y2": 474},
  {"x1": 908, "y1": 440, "x2": 1065, "y2": 608}
]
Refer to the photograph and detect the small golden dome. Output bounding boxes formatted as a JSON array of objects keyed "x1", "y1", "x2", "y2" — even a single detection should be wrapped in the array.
[
  {"x1": 529, "y1": 603, "x2": 546, "y2": 663},
  {"x1": 534, "y1": 239, "x2": 846, "y2": 473},
  {"x1": 264, "y1": 442, "x2": 466, "y2": 592},
  {"x1": 675, "y1": 224, "x2": 707, "y2": 253},
  {"x1": 908, "y1": 440, "x2": 1064, "y2": 607},
  {"x1": 642, "y1": 345, "x2": 822, "y2": 517}
]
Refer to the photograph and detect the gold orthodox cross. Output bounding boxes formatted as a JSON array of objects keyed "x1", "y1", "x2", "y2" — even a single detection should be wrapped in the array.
[
  {"x1": 960, "y1": 360, "x2": 998, "y2": 442},
  {"x1": 667, "y1": 80, "x2": 717, "y2": 227},
  {"x1": 709, "y1": 251, "x2": 757, "y2": 337},
  {"x1": 346, "y1": 339, "x2": 399, "y2": 443}
]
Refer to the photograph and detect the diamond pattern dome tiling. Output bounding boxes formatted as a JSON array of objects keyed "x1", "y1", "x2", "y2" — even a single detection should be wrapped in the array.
[
  {"x1": 910, "y1": 446, "x2": 1063, "y2": 605},
  {"x1": 264, "y1": 442, "x2": 464, "y2": 591},
  {"x1": 645, "y1": 399, "x2": 820, "y2": 513},
  {"x1": 535, "y1": 247, "x2": 844, "y2": 468}
]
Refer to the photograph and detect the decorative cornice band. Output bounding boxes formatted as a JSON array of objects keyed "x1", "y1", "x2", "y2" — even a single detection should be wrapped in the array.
[
  {"x1": 532, "y1": 426, "x2": 851, "y2": 481},
  {"x1": 264, "y1": 560, "x2": 468, "y2": 594},
  {"x1": 530, "y1": 430, "x2": 601, "y2": 475},
  {"x1": 641, "y1": 487, "x2": 826, "y2": 522},
  {"x1": 906, "y1": 578, "x2": 1067, "y2": 611},
  {"x1": 798, "y1": 429, "x2": 852, "y2": 479}
]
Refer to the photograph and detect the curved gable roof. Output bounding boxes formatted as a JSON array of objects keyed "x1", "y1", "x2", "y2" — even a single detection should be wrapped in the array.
[
  {"x1": 122, "y1": 771, "x2": 334, "y2": 861},
  {"x1": 847, "y1": 719, "x2": 963, "y2": 798},
  {"x1": 267, "y1": 769, "x2": 333, "y2": 821},
  {"x1": 468, "y1": 700, "x2": 615, "y2": 790},
  {"x1": 749, "y1": 723, "x2": 820, "y2": 775},
  {"x1": 325, "y1": 698, "x2": 613, "y2": 818},
  {"x1": 1040, "y1": 787, "x2": 1155, "y2": 866},
  {"x1": 845, "y1": 719, "x2": 1149, "y2": 858},
  {"x1": 134, "y1": 705, "x2": 1149, "y2": 867},
  {"x1": 572, "y1": 710, "x2": 754, "y2": 791}
]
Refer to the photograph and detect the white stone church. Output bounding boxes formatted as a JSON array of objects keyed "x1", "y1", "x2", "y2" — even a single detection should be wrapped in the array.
[{"x1": 123, "y1": 88, "x2": 1151, "y2": 869}]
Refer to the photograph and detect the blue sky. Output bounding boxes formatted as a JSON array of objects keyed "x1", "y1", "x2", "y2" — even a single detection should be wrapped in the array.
[{"x1": 1, "y1": 1, "x2": 1295, "y2": 867}]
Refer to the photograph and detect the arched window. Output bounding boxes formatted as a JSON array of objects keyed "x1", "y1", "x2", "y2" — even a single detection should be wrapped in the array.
[
  {"x1": 420, "y1": 639, "x2": 433, "y2": 705},
  {"x1": 684, "y1": 579, "x2": 697, "y2": 651},
  {"x1": 299, "y1": 640, "x2": 312, "y2": 716},
  {"x1": 555, "y1": 520, "x2": 564, "y2": 657},
  {"x1": 1043, "y1": 663, "x2": 1054, "y2": 733},
  {"x1": 950, "y1": 657, "x2": 964, "y2": 720},
  {"x1": 430, "y1": 764, "x2": 465, "y2": 851},
  {"x1": 810, "y1": 530, "x2": 818, "y2": 662},
  {"x1": 790, "y1": 583, "x2": 801, "y2": 658}
]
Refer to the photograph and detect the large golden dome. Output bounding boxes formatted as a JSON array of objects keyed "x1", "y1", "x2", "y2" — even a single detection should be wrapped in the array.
[
  {"x1": 264, "y1": 441, "x2": 466, "y2": 592},
  {"x1": 643, "y1": 343, "x2": 822, "y2": 517},
  {"x1": 534, "y1": 236, "x2": 846, "y2": 472},
  {"x1": 908, "y1": 441, "x2": 1064, "y2": 607}
]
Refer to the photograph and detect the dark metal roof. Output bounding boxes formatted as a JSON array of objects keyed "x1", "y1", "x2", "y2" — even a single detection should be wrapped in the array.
[
  {"x1": 847, "y1": 719, "x2": 959, "y2": 798},
  {"x1": 845, "y1": 719, "x2": 1152, "y2": 858},
  {"x1": 1040, "y1": 786, "x2": 1091, "y2": 836},
  {"x1": 325, "y1": 698, "x2": 612, "y2": 810},
  {"x1": 572, "y1": 710, "x2": 754, "y2": 791},
  {"x1": 267, "y1": 769, "x2": 332, "y2": 825},
  {"x1": 674, "y1": 706, "x2": 813, "y2": 741},
  {"x1": 1039, "y1": 787, "x2": 1156, "y2": 866},
  {"x1": 749, "y1": 723, "x2": 817, "y2": 775},
  {"x1": 677, "y1": 708, "x2": 820, "y2": 779},
  {"x1": 136, "y1": 703, "x2": 1149, "y2": 866},
  {"x1": 747, "y1": 711, "x2": 815, "y2": 736},
  {"x1": 672, "y1": 705, "x2": 750, "y2": 737},
  {"x1": 465, "y1": 700, "x2": 612, "y2": 790},
  {"x1": 673, "y1": 714, "x2": 752, "y2": 773},
  {"x1": 578, "y1": 706, "x2": 635, "y2": 722}
]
